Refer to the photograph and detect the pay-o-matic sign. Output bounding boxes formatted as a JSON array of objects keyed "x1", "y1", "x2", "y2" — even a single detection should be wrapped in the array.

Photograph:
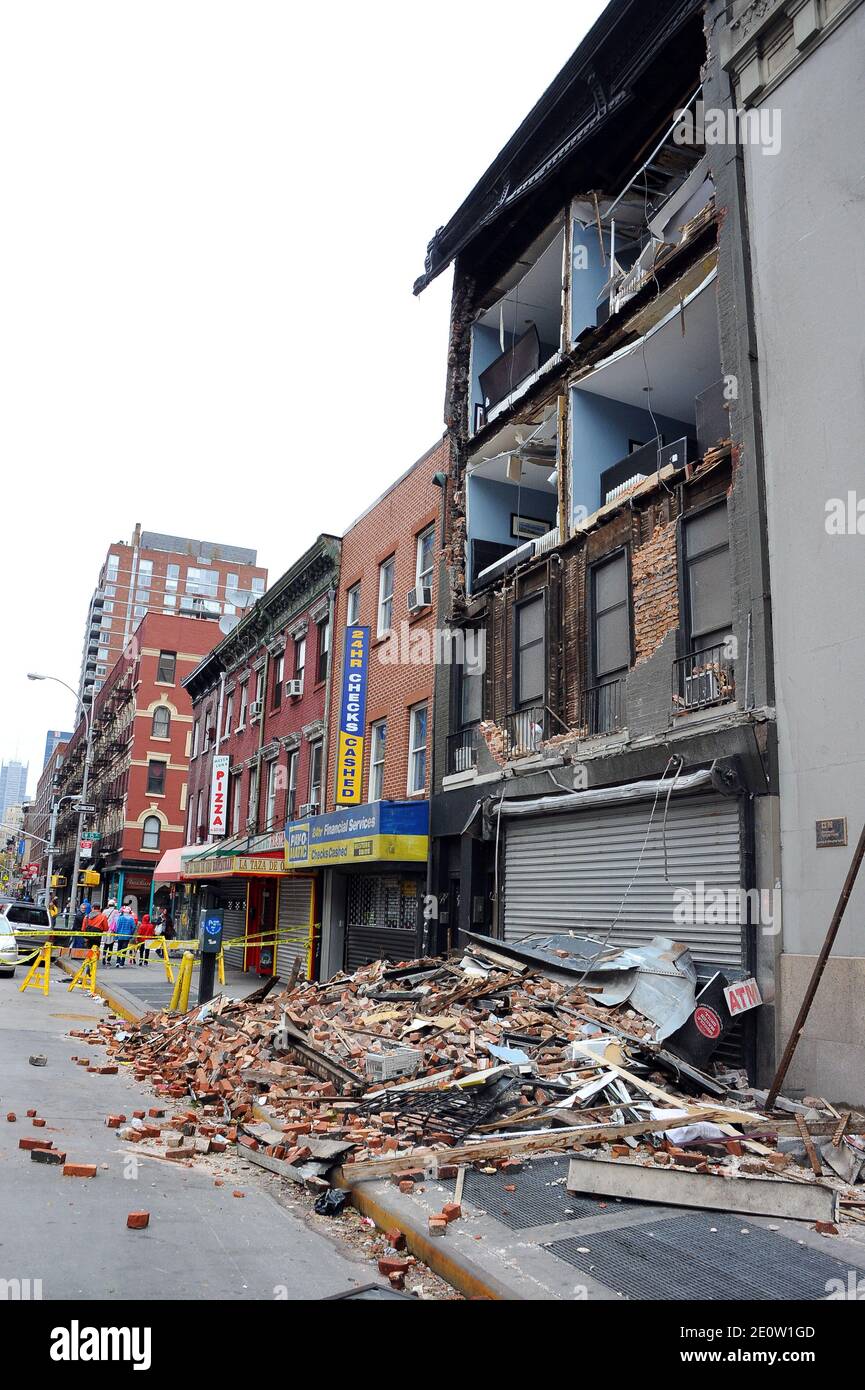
[{"x1": 335, "y1": 626, "x2": 370, "y2": 806}]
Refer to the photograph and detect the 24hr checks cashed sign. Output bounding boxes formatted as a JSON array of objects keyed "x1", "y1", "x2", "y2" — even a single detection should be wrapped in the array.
[
  {"x1": 336, "y1": 626, "x2": 370, "y2": 806},
  {"x1": 209, "y1": 755, "x2": 230, "y2": 837}
]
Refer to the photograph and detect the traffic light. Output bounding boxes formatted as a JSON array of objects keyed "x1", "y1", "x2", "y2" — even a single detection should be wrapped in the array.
[{"x1": 78, "y1": 869, "x2": 100, "y2": 887}]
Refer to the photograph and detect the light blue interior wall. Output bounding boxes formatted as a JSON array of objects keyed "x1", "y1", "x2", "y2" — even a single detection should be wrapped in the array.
[
  {"x1": 571, "y1": 222, "x2": 612, "y2": 341},
  {"x1": 468, "y1": 476, "x2": 558, "y2": 549},
  {"x1": 570, "y1": 389, "x2": 694, "y2": 520},
  {"x1": 470, "y1": 324, "x2": 512, "y2": 426}
]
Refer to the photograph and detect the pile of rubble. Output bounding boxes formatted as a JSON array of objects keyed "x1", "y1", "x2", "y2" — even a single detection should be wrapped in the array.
[{"x1": 75, "y1": 937, "x2": 865, "y2": 1229}]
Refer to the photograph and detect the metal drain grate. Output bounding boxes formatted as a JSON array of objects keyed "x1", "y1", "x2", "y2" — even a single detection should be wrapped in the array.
[
  {"x1": 546, "y1": 1212, "x2": 855, "y2": 1301},
  {"x1": 451, "y1": 1157, "x2": 629, "y2": 1230}
]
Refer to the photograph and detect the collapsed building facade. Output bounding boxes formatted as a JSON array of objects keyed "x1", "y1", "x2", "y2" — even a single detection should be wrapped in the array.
[{"x1": 418, "y1": 0, "x2": 779, "y2": 1081}]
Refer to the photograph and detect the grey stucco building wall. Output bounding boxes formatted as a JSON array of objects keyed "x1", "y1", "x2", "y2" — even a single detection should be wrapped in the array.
[{"x1": 714, "y1": 0, "x2": 865, "y2": 1100}]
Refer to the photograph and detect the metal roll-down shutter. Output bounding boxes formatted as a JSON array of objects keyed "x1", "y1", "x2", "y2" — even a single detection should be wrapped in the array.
[
  {"x1": 210, "y1": 886, "x2": 248, "y2": 971},
  {"x1": 276, "y1": 877, "x2": 315, "y2": 982},
  {"x1": 503, "y1": 793, "x2": 746, "y2": 970}
]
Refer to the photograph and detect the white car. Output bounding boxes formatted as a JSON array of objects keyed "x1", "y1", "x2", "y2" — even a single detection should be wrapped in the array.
[{"x1": 0, "y1": 901, "x2": 53, "y2": 977}]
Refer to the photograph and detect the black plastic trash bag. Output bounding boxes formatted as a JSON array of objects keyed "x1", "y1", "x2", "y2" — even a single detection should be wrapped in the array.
[{"x1": 314, "y1": 1188, "x2": 351, "y2": 1217}]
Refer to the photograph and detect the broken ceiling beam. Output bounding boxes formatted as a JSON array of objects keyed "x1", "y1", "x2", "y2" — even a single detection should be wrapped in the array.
[{"x1": 566, "y1": 1154, "x2": 838, "y2": 1223}]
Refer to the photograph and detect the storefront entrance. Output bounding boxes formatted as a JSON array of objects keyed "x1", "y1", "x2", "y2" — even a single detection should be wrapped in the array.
[
  {"x1": 245, "y1": 878, "x2": 277, "y2": 976},
  {"x1": 344, "y1": 871, "x2": 423, "y2": 972}
]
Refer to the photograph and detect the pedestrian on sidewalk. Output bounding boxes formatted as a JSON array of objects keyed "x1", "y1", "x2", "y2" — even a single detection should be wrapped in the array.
[
  {"x1": 101, "y1": 899, "x2": 119, "y2": 966},
  {"x1": 70, "y1": 899, "x2": 90, "y2": 952},
  {"x1": 113, "y1": 903, "x2": 137, "y2": 967},
  {"x1": 83, "y1": 903, "x2": 109, "y2": 959},
  {"x1": 136, "y1": 913, "x2": 156, "y2": 966}
]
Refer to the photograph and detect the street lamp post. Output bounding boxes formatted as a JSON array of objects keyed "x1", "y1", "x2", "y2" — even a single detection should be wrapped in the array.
[{"x1": 28, "y1": 673, "x2": 96, "y2": 933}]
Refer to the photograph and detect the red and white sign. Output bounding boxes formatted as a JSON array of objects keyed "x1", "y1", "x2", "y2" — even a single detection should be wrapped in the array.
[
  {"x1": 724, "y1": 977, "x2": 763, "y2": 1017},
  {"x1": 693, "y1": 1005, "x2": 722, "y2": 1039},
  {"x1": 209, "y1": 755, "x2": 230, "y2": 838},
  {"x1": 80, "y1": 838, "x2": 94, "y2": 860}
]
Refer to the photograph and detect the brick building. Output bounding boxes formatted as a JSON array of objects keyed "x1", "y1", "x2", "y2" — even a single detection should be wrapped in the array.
[
  {"x1": 53, "y1": 613, "x2": 220, "y2": 915},
  {"x1": 173, "y1": 535, "x2": 340, "y2": 977},
  {"x1": 416, "y1": 0, "x2": 778, "y2": 1077},
  {"x1": 78, "y1": 524, "x2": 267, "y2": 711},
  {"x1": 286, "y1": 438, "x2": 448, "y2": 977}
]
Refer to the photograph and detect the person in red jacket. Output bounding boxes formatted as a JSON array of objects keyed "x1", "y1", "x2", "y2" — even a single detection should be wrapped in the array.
[{"x1": 136, "y1": 912, "x2": 156, "y2": 966}]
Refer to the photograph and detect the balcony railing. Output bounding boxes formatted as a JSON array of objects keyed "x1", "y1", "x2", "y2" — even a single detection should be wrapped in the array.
[
  {"x1": 580, "y1": 679, "x2": 626, "y2": 737},
  {"x1": 673, "y1": 644, "x2": 735, "y2": 713},
  {"x1": 505, "y1": 706, "x2": 548, "y2": 758},
  {"x1": 447, "y1": 727, "x2": 479, "y2": 775}
]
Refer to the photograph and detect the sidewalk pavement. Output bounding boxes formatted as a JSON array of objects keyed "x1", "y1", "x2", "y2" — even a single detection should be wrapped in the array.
[
  {"x1": 54, "y1": 951, "x2": 264, "y2": 1021},
  {"x1": 343, "y1": 1152, "x2": 865, "y2": 1301}
]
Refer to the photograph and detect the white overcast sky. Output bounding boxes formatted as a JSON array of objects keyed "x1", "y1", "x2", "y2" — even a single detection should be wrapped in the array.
[{"x1": 0, "y1": 0, "x2": 607, "y2": 795}]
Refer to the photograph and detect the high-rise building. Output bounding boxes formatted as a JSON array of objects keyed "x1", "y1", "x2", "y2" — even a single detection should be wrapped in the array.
[
  {"x1": 0, "y1": 760, "x2": 29, "y2": 823},
  {"x1": 42, "y1": 729, "x2": 72, "y2": 769},
  {"x1": 78, "y1": 524, "x2": 268, "y2": 708}
]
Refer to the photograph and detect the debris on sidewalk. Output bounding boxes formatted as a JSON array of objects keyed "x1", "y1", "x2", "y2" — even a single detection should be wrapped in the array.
[{"x1": 68, "y1": 937, "x2": 865, "y2": 1234}]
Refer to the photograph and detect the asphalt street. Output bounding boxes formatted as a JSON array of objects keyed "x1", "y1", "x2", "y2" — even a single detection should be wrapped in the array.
[{"x1": 0, "y1": 976, "x2": 379, "y2": 1300}]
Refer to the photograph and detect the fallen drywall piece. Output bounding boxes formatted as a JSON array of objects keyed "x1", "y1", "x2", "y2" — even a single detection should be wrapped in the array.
[{"x1": 566, "y1": 1154, "x2": 838, "y2": 1223}]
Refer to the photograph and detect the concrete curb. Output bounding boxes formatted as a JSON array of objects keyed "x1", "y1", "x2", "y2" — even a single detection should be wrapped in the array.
[
  {"x1": 54, "y1": 955, "x2": 145, "y2": 1023},
  {"x1": 250, "y1": 1099, "x2": 512, "y2": 1299},
  {"x1": 336, "y1": 1174, "x2": 515, "y2": 1300}
]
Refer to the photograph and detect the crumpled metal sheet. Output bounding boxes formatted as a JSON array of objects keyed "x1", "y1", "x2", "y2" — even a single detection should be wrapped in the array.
[{"x1": 504, "y1": 930, "x2": 698, "y2": 1041}]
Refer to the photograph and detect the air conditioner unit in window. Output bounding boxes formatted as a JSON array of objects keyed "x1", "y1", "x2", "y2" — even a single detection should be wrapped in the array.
[
  {"x1": 407, "y1": 585, "x2": 432, "y2": 614},
  {"x1": 249, "y1": 700, "x2": 263, "y2": 722},
  {"x1": 298, "y1": 802, "x2": 319, "y2": 818},
  {"x1": 285, "y1": 678, "x2": 303, "y2": 698}
]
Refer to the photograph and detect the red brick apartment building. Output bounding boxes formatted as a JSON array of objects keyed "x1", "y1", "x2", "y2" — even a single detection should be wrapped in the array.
[
  {"x1": 78, "y1": 525, "x2": 267, "y2": 711},
  {"x1": 288, "y1": 437, "x2": 449, "y2": 978},
  {"x1": 52, "y1": 613, "x2": 221, "y2": 915},
  {"x1": 174, "y1": 536, "x2": 340, "y2": 978}
]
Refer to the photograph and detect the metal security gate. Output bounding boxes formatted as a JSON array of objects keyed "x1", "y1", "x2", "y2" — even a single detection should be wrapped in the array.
[
  {"x1": 503, "y1": 793, "x2": 746, "y2": 969},
  {"x1": 276, "y1": 877, "x2": 315, "y2": 982},
  {"x1": 345, "y1": 873, "x2": 422, "y2": 973},
  {"x1": 209, "y1": 886, "x2": 248, "y2": 971}
]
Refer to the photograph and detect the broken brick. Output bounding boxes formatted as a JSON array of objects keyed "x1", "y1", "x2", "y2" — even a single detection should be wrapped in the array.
[
  {"x1": 63, "y1": 1164, "x2": 97, "y2": 1178},
  {"x1": 127, "y1": 1212, "x2": 150, "y2": 1230}
]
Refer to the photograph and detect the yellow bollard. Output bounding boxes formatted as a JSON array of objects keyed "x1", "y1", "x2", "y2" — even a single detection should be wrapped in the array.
[
  {"x1": 169, "y1": 950, "x2": 194, "y2": 1013},
  {"x1": 155, "y1": 935, "x2": 175, "y2": 985},
  {"x1": 20, "y1": 942, "x2": 51, "y2": 995},
  {"x1": 216, "y1": 946, "x2": 225, "y2": 987},
  {"x1": 68, "y1": 948, "x2": 97, "y2": 995}
]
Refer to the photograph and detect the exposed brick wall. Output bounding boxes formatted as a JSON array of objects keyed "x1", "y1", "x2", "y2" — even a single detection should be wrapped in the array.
[
  {"x1": 631, "y1": 517, "x2": 680, "y2": 664},
  {"x1": 325, "y1": 438, "x2": 449, "y2": 811}
]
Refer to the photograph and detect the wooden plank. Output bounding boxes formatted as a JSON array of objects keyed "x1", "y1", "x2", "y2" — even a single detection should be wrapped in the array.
[
  {"x1": 566, "y1": 1043, "x2": 761, "y2": 1128},
  {"x1": 832, "y1": 1111, "x2": 851, "y2": 1146},
  {"x1": 566, "y1": 1154, "x2": 838, "y2": 1223},
  {"x1": 340, "y1": 1107, "x2": 757, "y2": 1184},
  {"x1": 795, "y1": 1113, "x2": 823, "y2": 1175},
  {"x1": 244, "y1": 1145, "x2": 330, "y2": 1184}
]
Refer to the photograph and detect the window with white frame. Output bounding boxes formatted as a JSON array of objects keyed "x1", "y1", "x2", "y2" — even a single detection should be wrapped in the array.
[
  {"x1": 317, "y1": 618, "x2": 330, "y2": 684},
  {"x1": 165, "y1": 563, "x2": 181, "y2": 593},
  {"x1": 295, "y1": 637, "x2": 306, "y2": 687},
  {"x1": 223, "y1": 693, "x2": 233, "y2": 738},
  {"x1": 152, "y1": 706, "x2": 171, "y2": 739},
  {"x1": 309, "y1": 742, "x2": 322, "y2": 809},
  {"x1": 408, "y1": 704, "x2": 428, "y2": 795},
  {"x1": 238, "y1": 681, "x2": 248, "y2": 728},
  {"x1": 187, "y1": 567, "x2": 218, "y2": 597},
  {"x1": 346, "y1": 584, "x2": 360, "y2": 626},
  {"x1": 142, "y1": 815, "x2": 161, "y2": 851},
  {"x1": 231, "y1": 773, "x2": 242, "y2": 835},
  {"x1": 247, "y1": 765, "x2": 259, "y2": 825},
  {"x1": 286, "y1": 749, "x2": 299, "y2": 821},
  {"x1": 369, "y1": 720, "x2": 386, "y2": 801},
  {"x1": 265, "y1": 759, "x2": 278, "y2": 828},
  {"x1": 191, "y1": 720, "x2": 200, "y2": 758},
  {"x1": 137, "y1": 559, "x2": 153, "y2": 589},
  {"x1": 196, "y1": 790, "x2": 204, "y2": 839},
  {"x1": 272, "y1": 652, "x2": 284, "y2": 708},
  {"x1": 416, "y1": 526, "x2": 435, "y2": 593},
  {"x1": 378, "y1": 557, "x2": 395, "y2": 636}
]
